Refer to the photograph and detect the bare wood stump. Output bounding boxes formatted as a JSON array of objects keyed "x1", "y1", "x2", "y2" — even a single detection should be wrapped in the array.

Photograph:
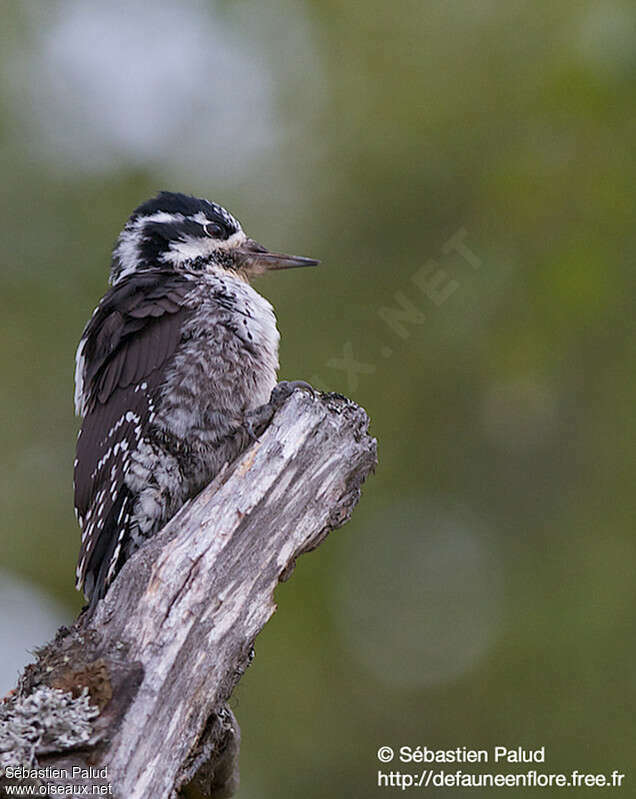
[{"x1": 0, "y1": 391, "x2": 376, "y2": 798}]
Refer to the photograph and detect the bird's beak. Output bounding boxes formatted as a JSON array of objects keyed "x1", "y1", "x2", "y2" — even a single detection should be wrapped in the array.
[{"x1": 238, "y1": 238, "x2": 320, "y2": 272}]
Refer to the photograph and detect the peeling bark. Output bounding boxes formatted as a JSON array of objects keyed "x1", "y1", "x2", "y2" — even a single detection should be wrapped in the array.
[{"x1": 1, "y1": 391, "x2": 376, "y2": 799}]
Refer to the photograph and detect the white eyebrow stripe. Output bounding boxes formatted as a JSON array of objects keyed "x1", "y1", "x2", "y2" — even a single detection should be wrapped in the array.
[{"x1": 142, "y1": 211, "x2": 185, "y2": 224}]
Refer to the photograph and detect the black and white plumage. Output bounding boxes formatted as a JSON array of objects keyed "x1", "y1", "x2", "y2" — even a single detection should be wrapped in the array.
[{"x1": 74, "y1": 192, "x2": 317, "y2": 611}]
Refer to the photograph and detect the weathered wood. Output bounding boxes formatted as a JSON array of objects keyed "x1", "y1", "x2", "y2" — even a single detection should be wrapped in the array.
[{"x1": 1, "y1": 391, "x2": 376, "y2": 798}]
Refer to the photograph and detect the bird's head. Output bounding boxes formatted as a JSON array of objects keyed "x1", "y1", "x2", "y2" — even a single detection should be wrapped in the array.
[{"x1": 110, "y1": 191, "x2": 318, "y2": 285}]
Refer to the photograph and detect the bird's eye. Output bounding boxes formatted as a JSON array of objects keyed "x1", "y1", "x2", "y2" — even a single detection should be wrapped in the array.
[{"x1": 203, "y1": 222, "x2": 224, "y2": 238}]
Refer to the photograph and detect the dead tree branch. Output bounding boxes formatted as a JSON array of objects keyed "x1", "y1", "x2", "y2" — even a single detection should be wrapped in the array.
[{"x1": 0, "y1": 391, "x2": 376, "y2": 798}]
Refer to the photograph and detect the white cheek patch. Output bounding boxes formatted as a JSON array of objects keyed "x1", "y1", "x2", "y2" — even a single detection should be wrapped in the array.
[
  {"x1": 160, "y1": 229, "x2": 246, "y2": 266},
  {"x1": 159, "y1": 236, "x2": 212, "y2": 264}
]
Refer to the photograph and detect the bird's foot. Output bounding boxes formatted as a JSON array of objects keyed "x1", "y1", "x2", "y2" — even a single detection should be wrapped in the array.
[
  {"x1": 240, "y1": 382, "x2": 315, "y2": 443},
  {"x1": 240, "y1": 404, "x2": 276, "y2": 442},
  {"x1": 269, "y1": 380, "x2": 316, "y2": 408},
  {"x1": 240, "y1": 417, "x2": 261, "y2": 443}
]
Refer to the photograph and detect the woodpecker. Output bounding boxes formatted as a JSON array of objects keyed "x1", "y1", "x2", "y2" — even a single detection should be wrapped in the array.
[{"x1": 74, "y1": 191, "x2": 318, "y2": 611}]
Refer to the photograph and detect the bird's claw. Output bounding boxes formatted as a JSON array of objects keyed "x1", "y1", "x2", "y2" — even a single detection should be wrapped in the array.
[
  {"x1": 270, "y1": 380, "x2": 316, "y2": 407},
  {"x1": 241, "y1": 403, "x2": 275, "y2": 442},
  {"x1": 241, "y1": 418, "x2": 260, "y2": 442},
  {"x1": 241, "y1": 381, "x2": 315, "y2": 443}
]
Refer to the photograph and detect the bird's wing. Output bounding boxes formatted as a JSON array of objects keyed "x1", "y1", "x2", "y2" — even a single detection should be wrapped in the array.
[{"x1": 74, "y1": 271, "x2": 193, "y2": 602}]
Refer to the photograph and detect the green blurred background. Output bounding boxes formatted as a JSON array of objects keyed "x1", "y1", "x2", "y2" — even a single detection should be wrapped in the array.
[{"x1": 1, "y1": 1, "x2": 634, "y2": 796}]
